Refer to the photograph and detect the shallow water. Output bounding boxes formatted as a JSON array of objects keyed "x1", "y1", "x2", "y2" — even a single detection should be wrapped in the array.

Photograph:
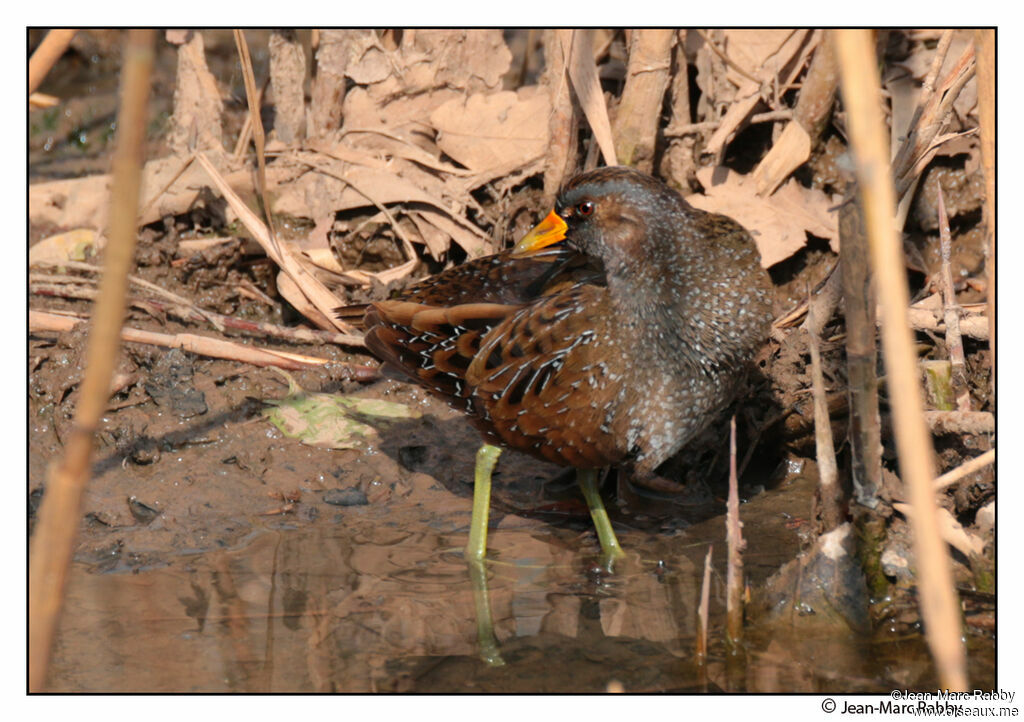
[{"x1": 45, "y1": 471, "x2": 993, "y2": 693}]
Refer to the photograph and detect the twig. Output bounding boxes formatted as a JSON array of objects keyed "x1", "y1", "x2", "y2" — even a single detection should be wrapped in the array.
[
  {"x1": 664, "y1": 110, "x2": 792, "y2": 137},
  {"x1": 905, "y1": 308, "x2": 989, "y2": 341},
  {"x1": 234, "y1": 30, "x2": 278, "y2": 244},
  {"x1": 923, "y1": 31, "x2": 956, "y2": 98},
  {"x1": 936, "y1": 188, "x2": 971, "y2": 411},
  {"x1": 725, "y1": 416, "x2": 745, "y2": 647},
  {"x1": 973, "y1": 30, "x2": 995, "y2": 406},
  {"x1": 839, "y1": 186, "x2": 883, "y2": 510},
  {"x1": 194, "y1": 151, "x2": 354, "y2": 333},
  {"x1": 29, "y1": 310, "x2": 379, "y2": 377},
  {"x1": 232, "y1": 83, "x2": 263, "y2": 159},
  {"x1": 30, "y1": 269, "x2": 365, "y2": 348},
  {"x1": 893, "y1": 38, "x2": 975, "y2": 231},
  {"x1": 835, "y1": 28, "x2": 967, "y2": 692},
  {"x1": 934, "y1": 449, "x2": 995, "y2": 491},
  {"x1": 29, "y1": 30, "x2": 155, "y2": 693},
  {"x1": 893, "y1": 42, "x2": 976, "y2": 199},
  {"x1": 923, "y1": 411, "x2": 994, "y2": 436},
  {"x1": 806, "y1": 288, "x2": 843, "y2": 531}
]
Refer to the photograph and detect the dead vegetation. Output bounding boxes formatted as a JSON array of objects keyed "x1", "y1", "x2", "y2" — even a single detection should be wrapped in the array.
[{"x1": 28, "y1": 29, "x2": 994, "y2": 691}]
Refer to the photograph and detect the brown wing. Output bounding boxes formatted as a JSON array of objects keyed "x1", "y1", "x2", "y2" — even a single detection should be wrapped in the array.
[
  {"x1": 359, "y1": 246, "x2": 619, "y2": 468},
  {"x1": 363, "y1": 300, "x2": 519, "y2": 414},
  {"x1": 395, "y1": 246, "x2": 600, "y2": 306},
  {"x1": 465, "y1": 285, "x2": 624, "y2": 469},
  {"x1": 358, "y1": 245, "x2": 602, "y2": 400}
]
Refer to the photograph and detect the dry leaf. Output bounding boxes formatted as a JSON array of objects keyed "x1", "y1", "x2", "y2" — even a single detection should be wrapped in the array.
[
  {"x1": 562, "y1": 29, "x2": 617, "y2": 166},
  {"x1": 29, "y1": 228, "x2": 103, "y2": 265},
  {"x1": 721, "y1": 29, "x2": 806, "y2": 86},
  {"x1": 893, "y1": 502, "x2": 986, "y2": 558},
  {"x1": 430, "y1": 90, "x2": 550, "y2": 172},
  {"x1": 689, "y1": 166, "x2": 838, "y2": 268}
]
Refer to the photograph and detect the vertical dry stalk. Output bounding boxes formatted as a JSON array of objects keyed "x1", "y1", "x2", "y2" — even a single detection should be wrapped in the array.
[
  {"x1": 613, "y1": 29, "x2": 675, "y2": 172},
  {"x1": 937, "y1": 188, "x2": 971, "y2": 411},
  {"x1": 167, "y1": 30, "x2": 224, "y2": 156},
  {"x1": 839, "y1": 188, "x2": 883, "y2": 508},
  {"x1": 268, "y1": 30, "x2": 307, "y2": 144},
  {"x1": 28, "y1": 29, "x2": 155, "y2": 691},
  {"x1": 807, "y1": 295, "x2": 843, "y2": 531},
  {"x1": 696, "y1": 544, "x2": 713, "y2": 662},
  {"x1": 542, "y1": 29, "x2": 579, "y2": 198},
  {"x1": 725, "y1": 416, "x2": 745, "y2": 646},
  {"x1": 660, "y1": 31, "x2": 697, "y2": 188},
  {"x1": 234, "y1": 30, "x2": 277, "y2": 242},
  {"x1": 833, "y1": 29, "x2": 967, "y2": 692},
  {"x1": 973, "y1": 30, "x2": 995, "y2": 406},
  {"x1": 28, "y1": 29, "x2": 77, "y2": 94},
  {"x1": 309, "y1": 30, "x2": 349, "y2": 138}
]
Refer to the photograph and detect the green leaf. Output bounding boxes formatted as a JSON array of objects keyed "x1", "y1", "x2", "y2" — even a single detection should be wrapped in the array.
[{"x1": 263, "y1": 369, "x2": 420, "y2": 450}]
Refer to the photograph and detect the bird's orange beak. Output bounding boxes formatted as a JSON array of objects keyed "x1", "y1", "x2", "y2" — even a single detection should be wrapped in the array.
[{"x1": 512, "y1": 210, "x2": 568, "y2": 256}]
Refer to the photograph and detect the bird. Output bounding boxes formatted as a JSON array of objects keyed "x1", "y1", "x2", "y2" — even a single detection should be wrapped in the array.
[{"x1": 354, "y1": 166, "x2": 773, "y2": 565}]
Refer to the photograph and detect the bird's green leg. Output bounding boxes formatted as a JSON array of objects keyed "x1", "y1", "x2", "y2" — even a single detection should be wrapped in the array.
[
  {"x1": 465, "y1": 443, "x2": 502, "y2": 562},
  {"x1": 577, "y1": 469, "x2": 626, "y2": 567},
  {"x1": 466, "y1": 558, "x2": 506, "y2": 666}
]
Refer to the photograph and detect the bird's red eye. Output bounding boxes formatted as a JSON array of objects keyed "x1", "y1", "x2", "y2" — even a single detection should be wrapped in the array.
[{"x1": 577, "y1": 201, "x2": 594, "y2": 216}]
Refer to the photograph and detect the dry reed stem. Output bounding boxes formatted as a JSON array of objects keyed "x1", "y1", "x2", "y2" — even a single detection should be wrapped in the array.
[
  {"x1": 936, "y1": 188, "x2": 971, "y2": 411},
  {"x1": 725, "y1": 416, "x2": 745, "y2": 646},
  {"x1": 28, "y1": 29, "x2": 77, "y2": 95},
  {"x1": 614, "y1": 29, "x2": 675, "y2": 172},
  {"x1": 309, "y1": 30, "x2": 348, "y2": 138},
  {"x1": 973, "y1": 30, "x2": 995, "y2": 406},
  {"x1": 28, "y1": 30, "x2": 155, "y2": 692},
  {"x1": 834, "y1": 29, "x2": 967, "y2": 692},
  {"x1": 893, "y1": 42, "x2": 975, "y2": 199},
  {"x1": 193, "y1": 152, "x2": 355, "y2": 334},
  {"x1": 30, "y1": 91, "x2": 60, "y2": 108},
  {"x1": 29, "y1": 310, "x2": 348, "y2": 372},
  {"x1": 807, "y1": 293, "x2": 843, "y2": 531},
  {"x1": 696, "y1": 544, "x2": 713, "y2": 662},
  {"x1": 905, "y1": 307, "x2": 989, "y2": 341},
  {"x1": 934, "y1": 448, "x2": 995, "y2": 491},
  {"x1": 664, "y1": 109, "x2": 792, "y2": 137},
  {"x1": 839, "y1": 187, "x2": 883, "y2": 508},
  {"x1": 30, "y1": 274, "x2": 368, "y2": 354},
  {"x1": 923, "y1": 410, "x2": 994, "y2": 436},
  {"x1": 234, "y1": 30, "x2": 277, "y2": 242}
]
